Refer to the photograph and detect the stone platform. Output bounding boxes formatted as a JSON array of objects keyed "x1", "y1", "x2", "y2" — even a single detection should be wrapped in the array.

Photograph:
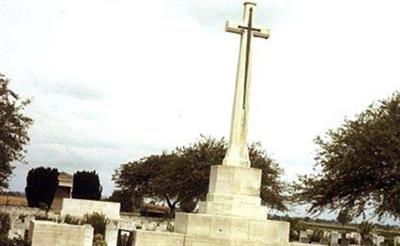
[{"x1": 175, "y1": 212, "x2": 289, "y2": 246}]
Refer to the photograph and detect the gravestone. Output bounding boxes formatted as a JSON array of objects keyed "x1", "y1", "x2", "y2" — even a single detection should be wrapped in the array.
[
  {"x1": 133, "y1": 1, "x2": 291, "y2": 246},
  {"x1": 299, "y1": 231, "x2": 309, "y2": 243},
  {"x1": 373, "y1": 235, "x2": 385, "y2": 246},
  {"x1": 330, "y1": 231, "x2": 341, "y2": 246}
]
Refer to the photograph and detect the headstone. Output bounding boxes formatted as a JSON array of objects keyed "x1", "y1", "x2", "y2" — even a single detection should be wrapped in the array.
[
  {"x1": 29, "y1": 220, "x2": 93, "y2": 246},
  {"x1": 373, "y1": 235, "x2": 385, "y2": 246},
  {"x1": 330, "y1": 231, "x2": 341, "y2": 246},
  {"x1": 133, "y1": 2, "x2": 290, "y2": 246},
  {"x1": 299, "y1": 230, "x2": 309, "y2": 243},
  {"x1": 394, "y1": 236, "x2": 400, "y2": 246},
  {"x1": 350, "y1": 232, "x2": 361, "y2": 245},
  {"x1": 105, "y1": 223, "x2": 119, "y2": 246}
]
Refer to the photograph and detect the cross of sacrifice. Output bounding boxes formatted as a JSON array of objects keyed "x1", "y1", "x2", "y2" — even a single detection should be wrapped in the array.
[{"x1": 223, "y1": 2, "x2": 270, "y2": 168}]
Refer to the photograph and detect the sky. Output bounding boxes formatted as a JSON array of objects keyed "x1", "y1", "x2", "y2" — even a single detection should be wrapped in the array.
[{"x1": 1, "y1": 0, "x2": 400, "y2": 219}]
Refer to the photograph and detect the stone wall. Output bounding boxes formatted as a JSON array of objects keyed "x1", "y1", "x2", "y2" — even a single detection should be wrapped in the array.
[
  {"x1": 120, "y1": 213, "x2": 171, "y2": 231},
  {"x1": 290, "y1": 243, "x2": 325, "y2": 246},
  {"x1": 29, "y1": 220, "x2": 93, "y2": 246},
  {"x1": 133, "y1": 230, "x2": 184, "y2": 246},
  {"x1": 61, "y1": 198, "x2": 120, "y2": 220},
  {"x1": 0, "y1": 205, "x2": 58, "y2": 238}
]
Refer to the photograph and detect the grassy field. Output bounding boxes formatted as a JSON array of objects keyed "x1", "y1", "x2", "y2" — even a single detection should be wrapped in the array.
[{"x1": 0, "y1": 195, "x2": 28, "y2": 207}]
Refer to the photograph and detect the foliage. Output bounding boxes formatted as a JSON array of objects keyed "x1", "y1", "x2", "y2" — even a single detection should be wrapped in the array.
[
  {"x1": 82, "y1": 213, "x2": 108, "y2": 237},
  {"x1": 179, "y1": 198, "x2": 197, "y2": 213},
  {"x1": 63, "y1": 215, "x2": 81, "y2": 225},
  {"x1": 0, "y1": 74, "x2": 32, "y2": 190},
  {"x1": 0, "y1": 235, "x2": 30, "y2": 246},
  {"x1": 336, "y1": 208, "x2": 353, "y2": 225},
  {"x1": 34, "y1": 214, "x2": 54, "y2": 222},
  {"x1": 104, "y1": 190, "x2": 136, "y2": 212},
  {"x1": 0, "y1": 212, "x2": 10, "y2": 236},
  {"x1": 287, "y1": 217, "x2": 306, "y2": 242},
  {"x1": 293, "y1": 93, "x2": 400, "y2": 218},
  {"x1": 309, "y1": 229, "x2": 324, "y2": 242},
  {"x1": 358, "y1": 221, "x2": 375, "y2": 245},
  {"x1": 25, "y1": 167, "x2": 59, "y2": 209},
  {"x1": 113, "y1": 136, "x2": 287, "y2": 216},
  {"x1": 92, "y1": 234, "x2": 107, "y2": 246},
  {"x1": 72, "y1": 171, "x2": 102, "y2": 201}
]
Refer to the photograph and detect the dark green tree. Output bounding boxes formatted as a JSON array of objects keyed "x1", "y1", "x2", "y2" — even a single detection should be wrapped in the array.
[
  {"x1": 105, "y1": 190, "x2": 141, "y2": 213},
  {"x1": 72, "y1": 171, "x2": 102, "y2": 200},
  {"x1": 358, "y1": 221, "x2": 375, "y2": 246},
  {"x1": 25, "y1": 167, "x2": 59, "y2": 209},
  {"x1": 293, "y1": 92, "x2": 400, "y2": 218},
  {"x1": 113, "y1": 136, "x2": 287, "y2": 216},
  {"x1": 0, "y1": 74, "x2": 32, "y2": 190}
]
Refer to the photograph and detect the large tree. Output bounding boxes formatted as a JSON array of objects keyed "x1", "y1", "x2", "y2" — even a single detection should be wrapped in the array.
[
  {"x1": 72, "y1": 170, "x2": 102, "y2": 200},
  {"x1": 0, "y1": 74, "x2": 32, "y2": 190},
  {"x1": 113, "y1": 136, "x2": 287, "y2": 216},
  {"x1": 25, "y1": 167, "x2": 59, "y2": 209},
  {"x1": 293, "y1": 93, "x2": 400, "y2": 219}
]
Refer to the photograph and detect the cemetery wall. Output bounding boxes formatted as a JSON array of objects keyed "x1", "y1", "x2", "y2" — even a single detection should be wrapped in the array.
[
  {"x1": 61, "y1": 198, "x2": 120, "y2": 220},
  {"x1": 0, "y1": 205, "x2": 58, "y2": 238},
  {"x1": 29, "y1": 220, "x2": 93, "y2": 246},
  {"x1": 121, "y1": 213, "x2": 170, "y2": 231}
]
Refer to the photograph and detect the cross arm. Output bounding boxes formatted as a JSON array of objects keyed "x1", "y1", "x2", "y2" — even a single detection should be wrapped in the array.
[
  {"x1": 253, "y1": 28, "x2": 270, "y2": 39},
  {"x1": 225, "y1": 21, "x2": 270, "y2": 39},
  {"x1": 225, "y1": 21, "x2": 243, "y2": 34}
]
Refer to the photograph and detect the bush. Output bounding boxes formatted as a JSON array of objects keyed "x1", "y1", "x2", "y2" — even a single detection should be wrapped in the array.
[
  {"x1": 0, "y1": 212, "x2": 10, "y2": 236},
  {"x1": 63, "y1": 215, "x2": 81, "y2": 225},
  {"x1": 34, "y1": 214, "x2": 54, "y2": 222},
  {"x1": 82, "y1": 213, "x2": 108, "y2": 236},
  {"x1": 93, "y1": 234, "x2": 107, "y2": 246},
  {"x1": 179, "y1": 198, "x2": 197, "y2": 213},
  {"x1": 0, "y1": 235, "x2": 30, "y2": 246}
]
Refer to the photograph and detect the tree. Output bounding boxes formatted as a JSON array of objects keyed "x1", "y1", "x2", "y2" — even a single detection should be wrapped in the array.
[
  {"x1": 293, "y1": 93, "x2": 400, "y2": 218},
  {"x1": 25, "y1": 167, "x2": 59, "y2": 209},
  {"x1": 358, "y1": 221, "x2": 375, "y2": 246},
  {"x1": 336, "y1": 208, "x2": 353, "y2": 226},
  {"x1": 105, "y1": 190, "x2": 141, "y2": 213},
  {"x1": 113, "y1": 136, "x2": 287, "y2": 216},
  {"x1": 72, "y1": 171, "x2": 102, "y2": 200},
  {"x1": 336, "y1": 209, "x2": 353, "y2": 246},
  {"x1": 0, "y1": 74, "x2": 32, "y2": 190}
]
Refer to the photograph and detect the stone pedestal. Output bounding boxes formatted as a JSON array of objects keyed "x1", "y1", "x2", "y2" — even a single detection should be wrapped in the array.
[
  {"x1": 197, "y1": 165, "x2": 266, "y2": 219},
  {"x1": 173, "y1": 165, "x2": 290, "y2": 246}
]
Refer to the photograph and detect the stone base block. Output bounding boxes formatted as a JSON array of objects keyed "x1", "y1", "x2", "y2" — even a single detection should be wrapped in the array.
[
  {"x1": 198, "y1": 196, "x2": 266, "y2": 219},
  {"x1": 208, "y1": 165, "x2": 261, "y2": 197},
  {"x1": 133, "y1": 230, "x2": 185, "y2": 246},
  {"x1": 184, "y1": 235, "x2": 288, "y2": 246},
  {"x1": 175, "y1": 212, "x2": 289, "y2": 245}
]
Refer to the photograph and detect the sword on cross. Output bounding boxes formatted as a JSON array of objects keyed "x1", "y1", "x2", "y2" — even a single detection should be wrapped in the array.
[{"x1": 226, "y1": 2, "x2": 270, "y2": 109}]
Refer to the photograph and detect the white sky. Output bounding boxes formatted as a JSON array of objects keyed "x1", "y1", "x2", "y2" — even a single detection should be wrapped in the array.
[{"x1": 1, "y1": 0, "x2": 400, "y2": 219}]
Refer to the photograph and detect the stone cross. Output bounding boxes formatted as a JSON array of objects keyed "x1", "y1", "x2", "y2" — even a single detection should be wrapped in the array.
[{"x1": 223, "y1": 1, "x2": 270, "y2": 168}]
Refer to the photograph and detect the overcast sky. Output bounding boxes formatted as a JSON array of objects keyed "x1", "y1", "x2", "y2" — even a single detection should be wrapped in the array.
[{"x1": 1, "y1": 0, "x2": 400, "y2": 218}]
